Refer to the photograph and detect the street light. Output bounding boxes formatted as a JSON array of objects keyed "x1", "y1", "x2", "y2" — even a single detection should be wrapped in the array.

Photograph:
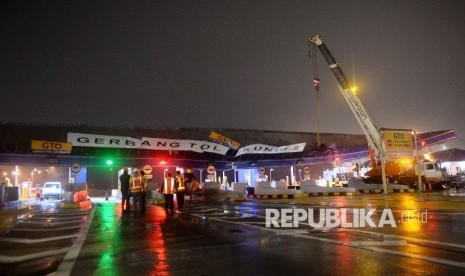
[
  {"x1": 269, "y1": 168, "x2": 274, "y2": 182},
  {"x1": 413, "y1": 130, "x2": 423, "y2": 192}
]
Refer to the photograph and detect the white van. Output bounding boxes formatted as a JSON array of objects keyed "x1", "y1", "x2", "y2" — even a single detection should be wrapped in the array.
[{"x1": 42, "y1": 182, "x2": 63, "y2": 200}]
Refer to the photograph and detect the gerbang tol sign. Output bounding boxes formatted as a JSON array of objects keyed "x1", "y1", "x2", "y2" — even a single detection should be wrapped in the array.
[
  {"x1": 67, "y1": 133, "x2": 230, "y2": 155},
  {"x1": 235, "y1": 143, "x2": 306, "y2": 157}
]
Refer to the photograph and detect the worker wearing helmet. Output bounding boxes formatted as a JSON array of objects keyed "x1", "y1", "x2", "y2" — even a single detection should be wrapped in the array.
[
  {"x1": 161, "y1": 172, "x2": 175, "y2": 212},
  {"x1": 130, "y1": 169, "x2": 143, "y2": 213},
  {"x1": 175, "y1": 171, "x2": 185, "y2": 211}
]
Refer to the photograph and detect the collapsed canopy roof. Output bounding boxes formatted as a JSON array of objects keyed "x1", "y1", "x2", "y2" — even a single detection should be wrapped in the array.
[{"x1": 0, "y1": 123, "x2": 456, "y2": 168}]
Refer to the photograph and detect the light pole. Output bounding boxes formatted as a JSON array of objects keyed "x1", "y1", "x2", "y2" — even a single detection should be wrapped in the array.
[
  {"x1": 30, "y1": 168, "x2": 37, "y2": 184},
  {"x1": 269, "y1": 168, "x2": 274, "y2": 182},
  {"x1": 31, "y1": 169, "x2": 41, "y2": 197},
  {"x1": 30, "y1": 170, "x2": 35, "y2": 198},
  {"x1": 413, "y1": 130, "x2": 423, "y2": 192}
]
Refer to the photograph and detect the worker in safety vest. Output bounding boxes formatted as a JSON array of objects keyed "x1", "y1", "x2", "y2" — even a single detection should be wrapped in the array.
[
  {"x1": 175, "y1": 171, "x2": 185, "y2": 211},
  {"x1": 161, "y1": 172, "x2": 175, "y2": 211},
  {"x1": 130, "y1": 169, "x2": 143, "y2": 212}
]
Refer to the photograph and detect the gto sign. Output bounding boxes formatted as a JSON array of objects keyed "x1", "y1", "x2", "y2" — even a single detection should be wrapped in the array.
[
  {"x1": 382, "y1": 130, "x2": 413, "y2": 152},
  {"x1": 31, "y1": 140, "x2": 72, "y2": 154}
]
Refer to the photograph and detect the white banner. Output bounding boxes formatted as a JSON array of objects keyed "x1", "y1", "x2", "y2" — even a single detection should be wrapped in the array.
[
  {"x1": 235, "y1": 143, "x2": 306, "y2": 157},
  {"x1": 67, "y1": 133, "x2": 230, "y2": 155}
]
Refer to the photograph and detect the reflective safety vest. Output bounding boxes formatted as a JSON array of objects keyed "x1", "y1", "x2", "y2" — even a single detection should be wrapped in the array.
[
  {"x1": 141, "y1": 175, "x2": 148, "y2": 192},
  {"x1": 130, "y1": 174, "x2": 142, "y2": 193},
  {"x1": 164, "y1": 177, "x2": 175, "y2": 194},
  {"x1": 176, "y1": 176, "x2": 185, "y2": 192}
]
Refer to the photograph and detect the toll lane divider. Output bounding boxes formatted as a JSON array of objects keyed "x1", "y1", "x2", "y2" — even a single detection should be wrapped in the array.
[
  {"x1": 248, "y1": 194, "x2": 308, "y2": 199},
  {"x1": 307, "y1": 192, "x2": 357, "y2": 197},
  {"x1": 307, "y1": 188, "x2": 414, "y2": 196},
  {"x1": 248, "y1": 188, "x2": 414, "y2": 199},
  {"x1": 223, "y1": 197, "x2": 247, "y2": 202},
  {"x1": 358, "y1": 189, "x2": 415, "y2": 194}
]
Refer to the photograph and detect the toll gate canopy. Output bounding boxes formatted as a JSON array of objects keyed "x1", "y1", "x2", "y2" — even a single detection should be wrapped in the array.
[{"x1": 0, "y1": 123, "x2": 456, "y2": 169}]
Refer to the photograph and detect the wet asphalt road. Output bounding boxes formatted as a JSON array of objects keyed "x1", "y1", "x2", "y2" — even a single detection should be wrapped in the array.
[{"x1": 2, "y1": 192, "x2": 465, "y2": 275}]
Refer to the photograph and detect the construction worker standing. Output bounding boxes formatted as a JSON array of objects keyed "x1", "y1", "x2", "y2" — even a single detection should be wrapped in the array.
[
  {"x1": 130, "y1": 169, "x2": 143, "y2": 212},
  {"x1": 140, "y1": 171, "x2": 148, "y2": 214},
  {"x1": 119, "y1": 168, "x2": 131, "y2": 213},
  {"x1": 175, "y1": 171, "x2": 185, "y2": 211},
  {"x1": 161, "y1": 172, "x2": 175, "y2": 212}
]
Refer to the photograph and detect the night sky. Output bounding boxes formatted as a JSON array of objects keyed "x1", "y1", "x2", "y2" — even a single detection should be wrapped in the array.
[{"x1": 1, "y1": 1, "x2": 465, "y2": 149}]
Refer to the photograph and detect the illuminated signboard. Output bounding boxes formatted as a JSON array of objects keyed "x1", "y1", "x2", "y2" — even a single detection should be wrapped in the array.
[
  {"x1": 209, "y1": 131, "x2": 241, "y2": 150},
  {"x1": 382, "y1": 130, "x2": 413, "y2": 153},
  {"x1": 31, "y1": 140, "x2": 72, "y2": 154}
]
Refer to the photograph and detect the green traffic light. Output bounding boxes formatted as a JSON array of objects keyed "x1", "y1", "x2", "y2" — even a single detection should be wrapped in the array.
[{"x1": 106, "y1": 160, "x2": 113, "y2": 165}]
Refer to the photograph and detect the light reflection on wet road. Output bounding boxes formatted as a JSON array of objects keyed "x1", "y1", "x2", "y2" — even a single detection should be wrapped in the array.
[
  {"x1": 66, "y1": 193, "x2": 465, "y2": 275},
  {"x1": 2, "y1": 193, "x2": 465, "y2": 275}
]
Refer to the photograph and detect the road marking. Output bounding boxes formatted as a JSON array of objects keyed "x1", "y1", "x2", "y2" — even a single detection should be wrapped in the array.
[
  {"x1": 361, "y1": 245, "x2": 465, "y2": 268},
  {"x1": 8, "y1": 225, "x2": 82, "y2": 232},
  {"x1": 53, "y1": 207, "x2": 96, "y2": 275},
  {"x1": 189, "y1": 205, "x2": 465, "y2": 269},
  {"x1": 344, "y1": 228, "x2": 465, "y2": 250},
  {"x1": 276, "y1": 229, "x2": 310, "y2": 235},
  {"x1": 344, "y1": 240, "x2": 407, "y2": 246},
  {"x1": 25, "y1": 215, "x2": 88, "y2": 220},
  {"x1": 221, "y1": 214, "x2": 256, "y2": 219},
  {"x1": 0, "y1": 248, "x2": 72, "y2": 264},
  {"x1": 200, "y1": 215, "x2": 345, "y2": 244},
  {"x1": 210, "y1": 216, "x2": 465, "y2": 268},
  {"x1": 17, "y1": 220, "x2": 84, "y2": 226},
  {"x1": 0, "y1": 234, "x2": 79, "y2": 243}
]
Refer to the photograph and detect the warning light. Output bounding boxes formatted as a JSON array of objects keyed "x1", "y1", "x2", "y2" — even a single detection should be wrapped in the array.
[
  {"x1": 351, "y1": 86, "x2": 358, "y2": 94},
  {"x1": 400, "y1": 159, "x2": 412, "y2": 165}
]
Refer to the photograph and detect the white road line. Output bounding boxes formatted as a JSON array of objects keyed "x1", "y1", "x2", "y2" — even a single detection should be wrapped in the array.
[
  {"x1": 197, "y1": 212, "x2": 465, "y2": 269},
  {"x1": 188, "y1": 212, "x2": 255, "y2": 219},
  {"x1": 201, "y1": 215, "x2": 344, "y2": 244},
  {"x1": 6, "y1": 225, "x2": 82, "y2": 232},
  {"x1": 344, "y1": 240, "x2": 408, "y2": 246},
  {"x1": 25, "y1": 215, "x2": 88, "y2": 220},
  {"x1": 247, "y1": 221, "x2": 268, "y2": 225},
  {"x1": 0, "y1": 234, "x2": 79, "y2": 243},
  {"x1": 0, "y1": 248, "x2": 71, "y2": 264},
  {"x1": 31, "y1": 213, "x2": 89, "y2": 217},
  {"x1": 17, "y1": 221, "x2": 84, "y2": 226},
  {"x1": 360, "y1": 245, "x2": 465, "y2": 268},
  {"x1": 276, "y1": 229, "x2": 310, "y2": 235},
  {"x1": 344, "y1": 228, "x2": 465, "y2": 250},
  {"x1": 218, "y1": 214, "x2": 256, "y2": 219},
  {"x1": 52, "y1": 207, "x2": 96, "y2": 276},
  {"x1": 193, "y1": 208, "x2": 223, "y2": 213}
]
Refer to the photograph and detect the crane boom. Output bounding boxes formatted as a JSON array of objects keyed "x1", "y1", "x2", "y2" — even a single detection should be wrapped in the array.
[{"x1": 309, "y1": 34, "x2": 382, "y2": 154}]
